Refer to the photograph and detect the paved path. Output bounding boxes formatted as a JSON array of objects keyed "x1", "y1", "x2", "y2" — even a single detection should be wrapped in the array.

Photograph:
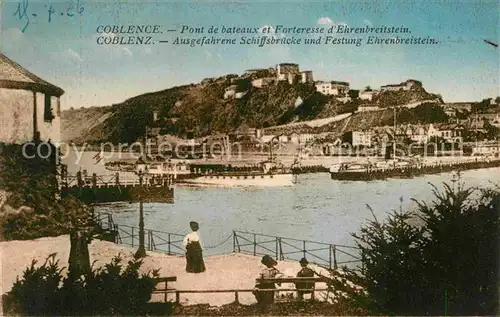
[{"x1": 1, "y1": 236, "x2": 334, "y2": 307}]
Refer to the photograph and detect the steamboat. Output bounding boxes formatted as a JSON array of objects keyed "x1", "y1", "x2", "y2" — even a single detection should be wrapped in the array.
[
  {"x1": 105, "y1": 158, "x2": 296, "y2": 188},
  {"x1": 173, "y1": 160, "x2": 295, "y2": 187}
]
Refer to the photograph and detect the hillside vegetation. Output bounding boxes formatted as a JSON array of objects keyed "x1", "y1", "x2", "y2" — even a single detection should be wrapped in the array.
[{"x1": 61, "y1": 73, "x2": 441, "y2": 144}]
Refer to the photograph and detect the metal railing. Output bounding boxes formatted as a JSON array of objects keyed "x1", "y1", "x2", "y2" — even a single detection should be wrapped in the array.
[
  {"x1": 233, "y1": 230, "x2": 362, "y2": 269},
  {"x1": 112, "y1": 224, "x2": 185, "y2": 256},
  {"x1": 94, "y1": 211, "x2": 115, "y2": 231},
  {"x1": 94, "y1": 213, "x2": 364, "y2": 269}
]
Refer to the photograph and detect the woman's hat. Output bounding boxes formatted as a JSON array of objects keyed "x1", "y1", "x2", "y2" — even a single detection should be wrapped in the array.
[
  {"x1": 261, "y1": 255, "x2": 277, "y2": 267},
  {"x1": 189, "y1": 221, "x2": 199, "y2": 231},
  {"x1": 299, "y1": 257, "x2": 309, "y2": 265}
]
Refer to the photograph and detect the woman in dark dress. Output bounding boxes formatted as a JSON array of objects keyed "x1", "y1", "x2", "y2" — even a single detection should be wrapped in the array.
[
  {"x1": 183, "y1": 221, "x2": 206, "y2": 273},
  {"x1": 253, "y1": 255, "x2": 282, "y2": 307}
]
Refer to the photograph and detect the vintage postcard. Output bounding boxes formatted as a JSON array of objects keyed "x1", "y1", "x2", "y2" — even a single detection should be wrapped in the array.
[{"x1": 0, "y1": 0, "x2": 499, "y2": 316}]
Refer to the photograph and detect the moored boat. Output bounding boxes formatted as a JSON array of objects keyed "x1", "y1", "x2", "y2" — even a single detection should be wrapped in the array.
[
  {"x1": 106, "y1": 157, "x2": 295, "y2": 187},
  {"x1": 176, "y1": 172, "x2": 294, "y2": 187},
  {"x1": 329, "y1": 157, "x2": 500, "y2": 181},
  {"x1": 174, "y1": 160, "x2": 295, "y2": 187}
]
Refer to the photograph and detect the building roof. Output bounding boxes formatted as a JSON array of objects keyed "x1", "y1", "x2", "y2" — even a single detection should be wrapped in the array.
[
  {"x1": 330, "y1": 80, "x2": 349, "y2": 86},
  {"x1": 436, "y1": 123, "x2": 465, "y2": 130},
  {"x1": 0, "y1": 51, "x2": 64, "y2": 96},
  {"x1": 278, "y1": 63, "x2": 299, "y2": 66},
  {"x1": 381, "y1": 83, "x2": 405, "y2": 88}
]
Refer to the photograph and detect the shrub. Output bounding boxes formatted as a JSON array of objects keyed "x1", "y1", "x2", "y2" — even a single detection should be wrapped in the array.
[
  {"x1": 334, "y1": 179, "x2": 500, "y2": 315},
  {"x1": 5, "y1": 253, "x2": 160, "y2": 316},
  {"x1": 7, "y1": 254, "x2": 64, "y2": 316}
]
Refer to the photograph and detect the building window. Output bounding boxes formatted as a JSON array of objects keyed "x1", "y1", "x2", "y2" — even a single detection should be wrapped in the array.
[{"x1": 44, "y1": 94, "x2": 54, "y2": 122}]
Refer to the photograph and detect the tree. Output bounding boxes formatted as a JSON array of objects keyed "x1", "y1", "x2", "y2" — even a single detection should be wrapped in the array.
[
  {"x1": 472, "y1": 98, "x2": 493, "y2": 113},
  {"x1": 293, "y1": 92, "x2": 329, "y2": 120},
  {"x1": 495, "y1": 96, "x2": 500, "y2": 105},
  {"x1": 364, "y1": 86, "x2": 372, "y2": 92},
  {"x1": 348, "y1": 90, "x2": 360, "y2": 99},
  {"x1": 235, "y1": 78, "x2": 251, "y2": 92},
  {"x1": 455, "y1": 110, "x2": 469, "y2": 120},
  {"x1": 395, "y1": 103, "x2": 448, "y2": 124},
  {"x1": 485, "y1": 121, "x2": 500, "y2": 140},
  {"x1": 338, "y1": 180, "x2": 500, "y2": 315}
]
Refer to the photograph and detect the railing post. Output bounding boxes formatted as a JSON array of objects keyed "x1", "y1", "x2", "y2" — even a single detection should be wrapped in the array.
[
  {"x1": 333, "y1": 245, "x2": 338, "y2": 269},
  {"x1": 147, "y1": 230, "x2": 151, "y2": 250},
  {"x1": 168, "y1": 233, "x2": 171, "y2": 255},
  {"x1": 132, "y1": 227, "x2": 134, "y2": 247},
  {"x1": 275, "y1": 237, "x2": 278, "y2": 260},
  {"x1": 235, "y1": 232, "x2": 241, "y2": 253},
  {"x1": 303, "y1": 240, "x2": 306, "y2": 259},
  {"x1": 164, "y1": 283, "x2": 168, "y2": 303},
  {"x1": 232, "y1": 231, "x2": 236, "y2": 253},
  {"x1": 253, "y1": 233, "x2": 256, "y2": 256},
  {"x1": 329, "y1": 245, "x2": 332, "y2": 269},
  {"x1": 108, "y1": 214, "x2": 112, "y2": 231},
  {"x1": 278, "y1": 238, "x2": 283, "y2": 260},
  {"x1": 175, "y1": 291, "x2": 180, "y2": 304},
  {"x1": 115, "y1": 224, "x2": 120, "y2": 243},
  {"x1": 150, "y1": 232, "x2": 155, "y2": 251},
  {"x1": 77, "y1": 171, "x2": 83, "y2": 187},
  {"x1": 234, "y1": 291, "x2": 239, "y2": 303}
]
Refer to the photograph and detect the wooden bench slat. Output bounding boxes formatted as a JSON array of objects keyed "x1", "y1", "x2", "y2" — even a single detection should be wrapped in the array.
[
  {"x1": 169, "y1": 288, "x2": 329, "y2": 293},
  {"x1": 256, "y1": 277, "x2": 326, "y2": 283},
  {"x1": 154, "y1": 276, "x2": 177, "y2": 282}
]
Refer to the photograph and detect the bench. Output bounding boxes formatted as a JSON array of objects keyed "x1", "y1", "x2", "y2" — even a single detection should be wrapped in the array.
[
  {"x1": 171, "y1": 287, "x2": 331, "y2": 304},
  {"x1": 152, "y1": 276, "x2": 177, "y2": 302},
  {"x1": 255, "y1": 277, "x2": 327, "y2": 300}
]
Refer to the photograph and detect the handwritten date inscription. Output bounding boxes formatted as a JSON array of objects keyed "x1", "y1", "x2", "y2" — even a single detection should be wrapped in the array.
[{"x1": 14, "y1": 0, "x2": 85, "y2": 33}]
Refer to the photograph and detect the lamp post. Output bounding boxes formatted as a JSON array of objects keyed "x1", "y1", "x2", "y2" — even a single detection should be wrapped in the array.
[
  {"x1": 134, "y1": 170, "x2": 146, "y2": 259},
  {"x1": 135, "y1": 120, "x2": 149, "y2": 259},
  {"x1": 134, "y1": 111, "x2": 157, "y2": 259}
]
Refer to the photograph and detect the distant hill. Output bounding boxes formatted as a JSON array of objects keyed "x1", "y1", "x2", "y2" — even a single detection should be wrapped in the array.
[
  {"x1": 61, "y1": 73, "x2": 442, "y2": 144},
  {"x1": 61, "y1": 106, "x2": 113, "y2": 144}
]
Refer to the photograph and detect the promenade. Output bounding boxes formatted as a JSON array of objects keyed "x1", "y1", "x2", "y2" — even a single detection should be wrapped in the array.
[{"x1": 0, "y1": 236, "x2": 333, "y2": 307}]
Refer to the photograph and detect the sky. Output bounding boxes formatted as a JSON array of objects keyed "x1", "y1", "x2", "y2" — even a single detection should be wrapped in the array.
[{"x1": 0, "y1": 0, "x2": 498, "y2": 110}]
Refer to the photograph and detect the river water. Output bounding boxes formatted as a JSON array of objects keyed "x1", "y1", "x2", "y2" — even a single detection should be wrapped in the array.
[{"x1": 62, "y1": 150, "x2": 500, "y2": 256}]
